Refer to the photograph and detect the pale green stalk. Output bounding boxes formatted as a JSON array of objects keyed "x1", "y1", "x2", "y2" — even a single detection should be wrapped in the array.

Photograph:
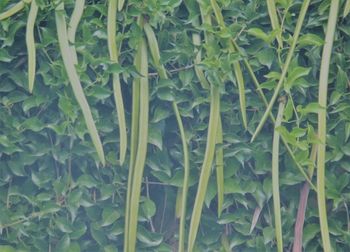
[
  {"x1": 0, "y1": 0, "x2": 32, "y2": 20},
  {"x1": 26, "y1": 0, "x2": 38, "y2": 93},
  {"x1": 317, "y1": 1, "x2": 339, "y2": 251},
  {"x1": 107, "y1": 0, "x2": 127, "y2": 165},
  {"x1": 67, "y1": 0, "x2": 85, "y2": 65},
  {"x1": 272, "y1": 97, "x2": 285, "y2": 252},
  {"x1": 188, "y1": 85, "x2": 220, "y2": 251},
  {"x1": 251, "y1": 0, "x2": 311, "y2": 142},
  {"x1": 55, "y1": 1, "x2": 105, "y2": 165},
  {"x1": 266, "y1": 0, "x2": 283, "y2": 48},
  {"x1": 127, "y1": 36, "x2": 149, "y2": 252},
  {"x1": 118, "y1": 0, "x2": 125, "y2": 11},
  {"x1": 210, "y1": 0, "x2": 247, "y2": 129},
  {"x1": 216, "y1": 114, "x2": 224, "y2": 217}
]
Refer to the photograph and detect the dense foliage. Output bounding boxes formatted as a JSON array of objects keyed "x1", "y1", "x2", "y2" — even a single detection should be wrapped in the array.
[{"x1": 1, "y1": 0, "x2": 350, "y2": 251}]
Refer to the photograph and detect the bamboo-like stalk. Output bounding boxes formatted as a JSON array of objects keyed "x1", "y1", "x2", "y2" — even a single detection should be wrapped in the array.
[
  {"x1": 266, "y1": 0, "x2": 283, "y2": 48},
  {"x1": 272, "y1": 97, "x2": 286, "y2": 252},
  {"x1": 210, "y1": 0, "x2": 247, "y2": 129},
  {"x1": 143, "y1": 22, "x2": 190, "y2": 252},
  {"x1": 216, "y1": 114, "x2": 224, "y2": 217},
  {"x1": 231, "y1": 40, "x2": 316, "y2": 191},
  {"x1": 0, "y1": 0, "x2": 32, "y2": 20},
  {"x1": 251, "y1": 0, "x2": 311, "y2": 142},
  {"x1": 127, "y1": 36, "x2": 149, "y2": 252},
  {"x1": 124, "y1": 22, "x2": 142, "y2": 251},
  {"x1": 26, "y1": 0, "x2": 38, "y2": 93},
  {"x1": 55, "y1": 1, "x2": 105, "y2": 166},
  {"x1": 67, "y1": 0, "x2": 85, "y2": 65},
  {"x1": 107, "y1": 0, "x2": 127, "y2": 165},
  {"x1": 317, "y1": 1, "x2": 339, "y2": 251}
]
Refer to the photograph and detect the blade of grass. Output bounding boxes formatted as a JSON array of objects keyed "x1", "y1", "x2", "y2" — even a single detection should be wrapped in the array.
[
  {"x1": 55, "y1": 1, "x2": 105, "y2": 166},
  {"x1": 107, "y1": 0, "x2": 127, "y2": 165},
  {"x1": 266, "y1": 0, "x2": 283, "y2": 48},
  {"x1": 188, "y1": 84, "x2": 220, "y2": 251},
  {"x1": 292, "y1": 144, "x2": 317, "y2": 252},
  {"x1": 127, "y1": 36, "x2": 149, "y2": 252},
  {"x1": 317, "y1": 1, "x2": 339, "y2": 250},
  {"x1": 210, "y1": 0, "x2": 247, "y2": 129},
  {"x1": 250, "y1": 0, "x2": 311, "y2": 142},
  {"x1": 231, "y1": 40, "x2": 316, "y2": 191},
  {"x1": 0, "y1": 0, "x2": 31, "y2": 21},
  {"x1": 144, "y1": 22, "x2": 190, "y2": 252},
  {"x1": 26, "y1": 0, "x2": 38, "y2": 93},
  {"x1": 216, "y1": 114, "x2": 224, "y2": 217},
  {"x1": 272, "y1": 97, "x2": 286, "y2": 252},
  {"x1": 67, "y1": 0, "x2": 85, "y2": 65}
]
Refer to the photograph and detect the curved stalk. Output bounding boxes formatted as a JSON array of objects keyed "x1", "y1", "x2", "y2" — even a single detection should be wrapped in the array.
[
  {"x1": 67, "y1": 0, "x2": 85, "y2": 65},
  {"x1": 266, "y1": 0, "x2": 283, "y2": 48},
  {"x1": 107, "y1": 0, "x2": 127, "y2": 165},
  {"x1": 26, "y1": 0, "x2": 38, "y2": 93},
  {"x1": 55, "y1": 1, "x2": 105, "y2": 166},
  {"x1": 251, "y1": 0, "x2": 311, "y2": 142},
  {"x1": 317, "y1": 1, "x2": 339, "y2": 251}
]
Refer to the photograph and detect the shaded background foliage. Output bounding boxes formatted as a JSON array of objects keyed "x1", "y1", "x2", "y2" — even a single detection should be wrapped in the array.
[{"x1": 0, "y1": 0, "x2": 350, "y2": 251}]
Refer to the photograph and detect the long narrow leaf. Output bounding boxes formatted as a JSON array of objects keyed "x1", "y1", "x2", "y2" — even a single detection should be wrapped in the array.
[
  {"x1": 251, "y1": 0, "x2": 311, "y2": 142},
  {"x1": 317, "y1": 1, "x2": 339, "y2": 251},
  {"x1": 107, "y1": 0, "x2": 127, "y2": 165},
  {"x1": 55, "y1": 2, "x2": 105, "y2": 166},
  {"x1": 272, "y1": 97, "x2": 285, "y2": 252},
  {"x1": 26, "y1": 0, "x2": 38, "y2": 93}
]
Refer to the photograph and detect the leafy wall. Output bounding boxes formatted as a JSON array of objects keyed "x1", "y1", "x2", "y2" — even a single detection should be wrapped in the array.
[{"x1": 0, "y1": 0, "x2": 350, "y2": 251}]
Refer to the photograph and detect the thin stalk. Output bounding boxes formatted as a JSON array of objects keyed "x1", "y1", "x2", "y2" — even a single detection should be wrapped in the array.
[
  {"x1": 123, "y1": 39, "x2": 142, "y2": 252},
  {"x1": 272, "y1": 97, "x2": 286, "y2": 252},
  {"x1": 216, "y1": 114, "x2": 224, "y2": 217},
  {"x1": 188, "y1": 85, "x2": 220, "y2": 251},
  {"x1": 143, "y1": 22, "x2": 190, "y2": 252},
  {"x1": 107, "y1": 0, "x2": 127, "y2": 165},
  {"x1": 251, "y1": 0, "x2": 311, "y2": 142},
  {"x1": 127, "y1": 36, "x2": 149, "y2": 252},
  {"x1": 55, "y1": 2, "x2": 105, "y2": 166},
  {"x1": 266, "y1": 0, "x2": 283, "y2": 48},
  {"x1": 231, "y1": 40, "x2": 316, "y2": 191},
  {"x1": 26, "y1": 0, "x2": 38, "y2": 93},
  {"x1": 67, "y1": 0, "x2": 85, "y2": 65},
  {"x1": 211, "y1": 0, "x2": 247, "y2": 129},
  {"x1": 0, "y1": 0, "x2": 32, "y2": 21},
  {"x1": 317, "y1": 1, "x2": 339, "y2": 251}
]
